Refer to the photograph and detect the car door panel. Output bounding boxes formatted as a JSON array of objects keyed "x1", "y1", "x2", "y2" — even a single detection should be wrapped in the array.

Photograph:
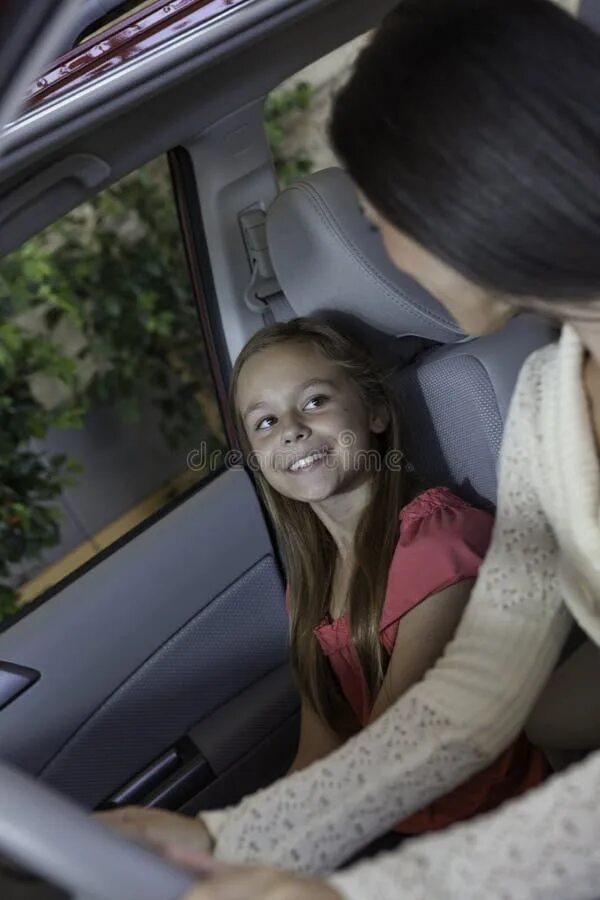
[
  {"x1": 0, "y1": 468, "x2": 297, "y2": 808},
  {"x1": 183, "y1": 670, "x2": 300, "y2": 816},
  {"x1": 41, "y1": 555, "x2": 290, "y2": 808}
]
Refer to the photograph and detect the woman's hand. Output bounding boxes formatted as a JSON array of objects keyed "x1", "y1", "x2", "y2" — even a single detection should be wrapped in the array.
[
  {"x1": 179, "y1": 857, "x2": 343, "y2": 900},
  {"x1": 97, "y1": 809, "x2": 342, "y2": 898},
  {"x1": 95, "y1": 806, "x2": 214, "y2": 858}
]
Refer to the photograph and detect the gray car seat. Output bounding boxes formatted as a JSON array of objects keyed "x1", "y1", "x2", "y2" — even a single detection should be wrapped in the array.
[
  {"x1": 265, "y1": 167, "x2": 556, "y2": 507},
  {"x1": 264, "y1": 167, "x2": 600, "y2": 766}
]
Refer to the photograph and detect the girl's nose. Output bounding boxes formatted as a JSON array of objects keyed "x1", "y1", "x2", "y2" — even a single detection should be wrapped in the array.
[{"x1": 281, "y1": 416, "x2": 311, "y2": 445}]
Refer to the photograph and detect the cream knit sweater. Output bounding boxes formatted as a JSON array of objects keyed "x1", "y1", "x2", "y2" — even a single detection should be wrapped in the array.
[{"x1": 203, "y1": 325, "x2": 600, "y2": 899}]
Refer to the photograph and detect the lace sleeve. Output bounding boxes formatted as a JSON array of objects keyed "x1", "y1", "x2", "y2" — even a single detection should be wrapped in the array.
[
  {"x1": 207, "y1": 350, "x2": 572, "y2": 873},
  {"x1": 329, "y1": 748, "x2": 600, "y2": 900}
]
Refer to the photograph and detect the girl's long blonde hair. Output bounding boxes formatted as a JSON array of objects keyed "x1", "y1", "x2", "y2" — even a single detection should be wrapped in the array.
[{"x1": 231, "y1": 317, "x2": 419, "y2": 736}]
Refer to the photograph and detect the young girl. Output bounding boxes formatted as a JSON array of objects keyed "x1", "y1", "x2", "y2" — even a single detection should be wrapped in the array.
[{"x1": 229, "y1": 316, "x2": 545, "y2": 838}]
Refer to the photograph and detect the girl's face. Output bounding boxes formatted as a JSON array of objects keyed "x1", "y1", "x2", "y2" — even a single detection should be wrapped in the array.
[{"x1": 236, "y1": 340, "x2": 387, "y2": 504}]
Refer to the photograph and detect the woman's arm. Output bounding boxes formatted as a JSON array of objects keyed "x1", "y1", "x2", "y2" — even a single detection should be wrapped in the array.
[
  {"x1": 202, "y1": 350, "x2": 572, "y2": 873},
  {"x1": 179, "y1": 753, "x2": 600, "y2": 900},
  {"x1": 289, "y1": 698, "x2": 344, "y2": 773},
  {"x1": 369, "y1": 579, "x2": 474, "y2": 723},
  {"x1": 329, "y1": 747, "x2": 600, "y2": 900}
]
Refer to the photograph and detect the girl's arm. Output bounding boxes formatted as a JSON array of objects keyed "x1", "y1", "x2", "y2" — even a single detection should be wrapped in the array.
[
  {"x1": 202, "y1": 349, "x2": 572, "y2": 873},
  {"x1": 289, "y1": 698, "x2": 344, "y2": 773},
  {"x1": 369, "y1": 578, "x2": 474, "y2": 724}
]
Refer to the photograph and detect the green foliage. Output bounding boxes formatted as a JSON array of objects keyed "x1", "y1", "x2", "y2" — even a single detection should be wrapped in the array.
[
  {"x1": 2, "y1": 159, "x2": 216, "y2": 447},
  {"x1": 0, "y1": 156, "x2": 221, "y2": 610},
  {"x1": 0, "y1": 320, "x2": 83, "y2": 616},
  {"x1": 265, "y1": 81, "x2": 314, "y2": 186}
]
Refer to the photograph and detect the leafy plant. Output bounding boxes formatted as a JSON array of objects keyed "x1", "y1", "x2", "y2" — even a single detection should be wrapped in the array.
[
  {"x1": 265, "y1": 81, "x2": 314, "y2": 186},
  {"x1": 0, "y1": 321, "x2": 83, "y2": 617},
  {"x1": 0, "y1": 157, "x2": 223, "y2": 610}
]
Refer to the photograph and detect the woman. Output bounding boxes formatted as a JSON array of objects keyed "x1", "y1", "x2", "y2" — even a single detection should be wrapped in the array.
[{"x1": 102, "y1": 1, "x2": 600, "y2": 897}]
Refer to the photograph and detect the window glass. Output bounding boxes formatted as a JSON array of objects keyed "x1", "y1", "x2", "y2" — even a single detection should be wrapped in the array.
[{"x1": 0, "y1": 155, "x2": 225, "y2": 622}]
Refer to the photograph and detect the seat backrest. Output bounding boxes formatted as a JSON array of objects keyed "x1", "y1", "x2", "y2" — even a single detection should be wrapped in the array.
[{"x1": 266, "y1": 167, "x2": 556, "y2": 507}]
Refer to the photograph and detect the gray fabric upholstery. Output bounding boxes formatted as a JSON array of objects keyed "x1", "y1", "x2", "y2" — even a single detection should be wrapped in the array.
[
  {"x1": 393, "y1": 315, "x2": 555, "y2": 506},
  {"x1": 266, "y1": 167, "x2": 556, "y2": 506},
  {"x1": 266, "y1": 168, "x2": 464, "y2": 344},
  {"x1": 396, "y1": 354, "x2": 502, "y2": 507}
]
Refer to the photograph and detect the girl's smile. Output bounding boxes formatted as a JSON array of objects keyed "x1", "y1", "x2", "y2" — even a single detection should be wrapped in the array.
[{"x1": 286, "y1": 446, "x2": 331, "y2": 474}]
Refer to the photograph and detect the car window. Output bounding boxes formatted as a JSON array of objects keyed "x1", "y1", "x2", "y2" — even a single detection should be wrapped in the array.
[
  {"x1": 265, "y1": 33, "x2": 370, "y2": 188},
  {"x1": 0, "y1": 153, "x2": 226, "y2": 624}
]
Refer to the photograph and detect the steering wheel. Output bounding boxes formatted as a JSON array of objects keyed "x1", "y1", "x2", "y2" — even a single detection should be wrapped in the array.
[{"x1": 0, "y1": 759, "x2": 197, "y2": 899}]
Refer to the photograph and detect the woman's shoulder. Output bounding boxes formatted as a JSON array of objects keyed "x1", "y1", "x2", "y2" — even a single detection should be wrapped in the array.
[{"x1": 507, "y1": 336, "x2": 561, "y2": 424}]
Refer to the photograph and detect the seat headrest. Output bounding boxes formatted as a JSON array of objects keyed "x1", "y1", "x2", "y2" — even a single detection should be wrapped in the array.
[{"x1": 266, "y1": 167, "x2": 465, "y2": 344}]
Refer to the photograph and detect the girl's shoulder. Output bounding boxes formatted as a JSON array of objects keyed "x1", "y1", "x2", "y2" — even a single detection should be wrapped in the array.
[
  {"x1": 399, "y1": 485, "x2": 479, "y2": 524},
  {"x1": 379, "y1": 488, "x2": 494, "y2": 638},
  {"x1": 397, "y1": 485, "x2": 494, "y2": 562}
]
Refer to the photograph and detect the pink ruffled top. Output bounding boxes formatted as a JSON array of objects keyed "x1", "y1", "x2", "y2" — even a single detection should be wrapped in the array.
[
  {"x1": 313, "y1": 487, "x2": 494, "y2": 725},
  {"x1": 287, "y1": 487, "x2": 547, "y2": 835}
]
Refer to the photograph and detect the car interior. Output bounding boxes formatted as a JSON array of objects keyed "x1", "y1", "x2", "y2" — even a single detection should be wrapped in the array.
[{"x1": 0, "y1": 0, "x2": 599, "y2": 896}]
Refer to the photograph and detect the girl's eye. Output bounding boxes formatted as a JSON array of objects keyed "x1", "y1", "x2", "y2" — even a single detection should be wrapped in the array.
[
  {"x1": 304, "y1": 394, "x2": 328, "y2": 410},
  {"x1": 255, "y1": 415, "x2": 276, "y2": 431}
]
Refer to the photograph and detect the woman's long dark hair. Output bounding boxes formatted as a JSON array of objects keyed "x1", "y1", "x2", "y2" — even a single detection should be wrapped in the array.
[{"x1": 330, "y1": 0, "x2": 600, "y2": 301}]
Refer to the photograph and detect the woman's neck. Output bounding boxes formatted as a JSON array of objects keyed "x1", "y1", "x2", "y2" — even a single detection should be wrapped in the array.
[
  {"x1": 572, "y1": 319, "x2": 600, "y2": 369},
  {"x1": 573, "y1": 320, "x2": 600, "y2": 453},
  {"x1": 583, "y1": 357, "x2": 600, "y2": 455},
  {"x1": 310, "y1": 478, "x2": 372, "y2": 559}
]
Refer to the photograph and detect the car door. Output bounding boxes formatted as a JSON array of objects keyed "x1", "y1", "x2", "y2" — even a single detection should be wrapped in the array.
[
  {"x1": 0, "y1": 463, "x2": 297, "y2": 813},
  {"x1": 0, "y1": 2, "x2": 302, "y2": 818}
]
